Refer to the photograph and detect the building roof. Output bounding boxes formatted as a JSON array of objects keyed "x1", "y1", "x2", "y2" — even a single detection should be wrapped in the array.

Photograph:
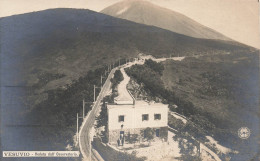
[{"x1": 107, "y1": 101, "x2": 168, "y2": 110}]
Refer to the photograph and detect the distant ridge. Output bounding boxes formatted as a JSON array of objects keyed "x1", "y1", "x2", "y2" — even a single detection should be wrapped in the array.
[{"x1": 101, "y1": 0, "x2": 231, "y2": 40}]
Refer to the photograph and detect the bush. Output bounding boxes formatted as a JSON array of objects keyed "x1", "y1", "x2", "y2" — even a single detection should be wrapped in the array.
[
  {"x1": 125, "y1": 64, "x2": 197, "y2": 117},
  {"x1": 144, "y1": 59, "x2": 164, "y2": 75},
  {"x1": 110, "y1": 69, "x2": 123, "y2": 91},
  {"x1": 141, "y1": 127, "x2": 154, "y2": 141}
]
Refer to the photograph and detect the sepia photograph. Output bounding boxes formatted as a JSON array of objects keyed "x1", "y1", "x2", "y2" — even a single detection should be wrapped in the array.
[{"x1": 0, "y1": 0, "x2": 259, "y2": 161}]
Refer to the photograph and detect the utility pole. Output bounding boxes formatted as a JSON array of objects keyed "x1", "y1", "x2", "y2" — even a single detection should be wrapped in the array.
[
  {"x1": 77, "y1": 113, "x2": 79, "y2": 145},
  {"x1": 83, "y1": 100, "x2": 85, "y2": 118},
  {"x1": 101, "y1": 75, "x2": 105, "y2": 88},
  {"x1": 101, "y1": 75, "x2": 103, "y2": 87},
  {"x1": 94, "y1": 85, "x2": 101, "y2": 102},
  {"x1": 82, "y1": 99, "x2": 93, "y2": 118},
  {"x1": 77, "y1": 110, "x2": 86, "y2": 148},
  {"x1": 94, "y1": 85, "x2": 96, "y2": 102}
]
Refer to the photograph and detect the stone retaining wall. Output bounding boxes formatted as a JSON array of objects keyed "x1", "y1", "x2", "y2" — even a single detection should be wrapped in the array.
[{"x1": 108, "y1": 126, "x2": 168, "y2": 144}]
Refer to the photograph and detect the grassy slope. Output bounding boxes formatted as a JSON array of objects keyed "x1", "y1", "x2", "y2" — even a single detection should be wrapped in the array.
[
  {"x1": 162, "y1": 52, "x2": 259, "y2": 159},
  {"x1": 162, "y1": 52, "x2": 259, "y2": 128},
  {"x1": 125, "y1": 52, "x2": 259, "y2": 160}
]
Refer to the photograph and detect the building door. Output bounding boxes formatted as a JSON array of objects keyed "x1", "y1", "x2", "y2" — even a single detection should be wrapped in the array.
[{"x1": 156, "y1": 129, "x2": 160, "y2": 137}]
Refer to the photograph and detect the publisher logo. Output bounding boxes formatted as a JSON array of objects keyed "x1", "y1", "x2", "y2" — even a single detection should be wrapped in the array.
[{"x1": 238, "y1": 127, "x2": 250, "y2": 139}]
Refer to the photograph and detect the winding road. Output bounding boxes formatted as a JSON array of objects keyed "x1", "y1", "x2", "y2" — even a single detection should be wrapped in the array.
[
  {"x1": 79, "y1": 60, "x2": 143, "y2": 161},
  {"x1": 79, "y1": 67, "x2": 117, "y2": 161}
]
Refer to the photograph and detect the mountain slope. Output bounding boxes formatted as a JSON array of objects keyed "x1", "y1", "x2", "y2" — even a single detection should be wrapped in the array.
[
  {"x1": 101, "y1": 0, "x2": 230, "y2": 40},
  {"x1": 1, "y1": 8, "x2": 249, "y2": 90}
]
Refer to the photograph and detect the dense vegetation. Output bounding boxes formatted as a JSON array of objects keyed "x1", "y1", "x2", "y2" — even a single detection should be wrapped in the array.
[
  {"x1": 25, "y1": 66, "x2": 109, "y2": 150},
  {"x1": 110, "y1": 69, "x2": 124, "y2": 91},
  {"x1": 144, "y1": 59, "x2": 164, "y2": 75},
  {"x1": 125, "y1": 60, "x2": 198, "y2": 117},
  {"x1": 126, "y1": 53, "x2": 259, "y2": 160}
]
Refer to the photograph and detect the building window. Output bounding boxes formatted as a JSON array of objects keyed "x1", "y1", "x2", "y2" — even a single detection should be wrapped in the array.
[
  {"x1": 118, "y1": 115, "x2": 124, "y2": 122},
  {"x1": 142, "y1": 114, "x2": 149, "y2": 121},
  {"x1": 154, "y1": 114, "x2": 161, "y2": 120}
]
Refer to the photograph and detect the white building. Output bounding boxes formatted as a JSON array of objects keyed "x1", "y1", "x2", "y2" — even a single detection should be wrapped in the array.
[
  {"x1": 107, "y1": 101, "x2": 168, "y2": 144},
  {"x1": 107, "y1": 66, "x2": 168, "y2": 145}
]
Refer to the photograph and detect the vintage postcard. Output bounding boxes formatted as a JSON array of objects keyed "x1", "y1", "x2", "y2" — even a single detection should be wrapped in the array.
[{"x1": 1, "y1": 0, "x2": 259, "y2": 161}]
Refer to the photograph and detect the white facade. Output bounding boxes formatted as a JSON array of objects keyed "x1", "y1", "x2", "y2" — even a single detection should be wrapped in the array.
[{"x1": 107, "y1": 101, "x2": 168, "y2": 131}]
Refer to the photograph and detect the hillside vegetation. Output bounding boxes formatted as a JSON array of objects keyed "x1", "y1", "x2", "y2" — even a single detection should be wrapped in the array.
[
  {"x1": 25, "y1": 67, "x2": 106, "y2": 150},
  {"x1": 125, "y1": 52, "x2": 259, "y2": 160}
]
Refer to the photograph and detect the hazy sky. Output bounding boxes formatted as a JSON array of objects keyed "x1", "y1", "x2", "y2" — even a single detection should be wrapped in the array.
[{"x1": 1, "y1": 0, "x2": 259, "y2": 48}]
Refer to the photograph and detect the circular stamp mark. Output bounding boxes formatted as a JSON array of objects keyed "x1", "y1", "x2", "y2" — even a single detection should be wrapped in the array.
[{"x1": 238, "y1": 127, "x2": 250, "y2": 139}]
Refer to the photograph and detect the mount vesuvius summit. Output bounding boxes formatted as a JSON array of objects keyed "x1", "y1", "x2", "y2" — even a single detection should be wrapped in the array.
[{"x1": 101, "y1": 0, "x2": 230, "y2": 41}]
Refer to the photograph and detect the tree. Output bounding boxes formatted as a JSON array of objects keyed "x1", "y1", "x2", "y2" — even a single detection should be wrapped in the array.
[
  {"x1": 111, "y1": 69, "x2": 123, "y2": 90},
  {"x1": 144, "y1": 59, "x2": 164, "y2": 75},
  {"x1": 142, "y1": 128, "x2": 154, "y2": 141}
]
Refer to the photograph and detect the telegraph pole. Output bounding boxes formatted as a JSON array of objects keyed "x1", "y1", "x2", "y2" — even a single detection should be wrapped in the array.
[
  {"x1": 77, "y1": 113, "x2": 79, "y2": 145},
  {"x1": 94, "y1": 85, "x2": 96, "y2": 102},
  {"x1": 107, "y1": 65, "x2": 110, "y2": 72},
  {"x1": 101, "y1": 75, "x2": 103, "y2": 88},
  {"x1": 82, "y1": 100, "x2": 85, "y2": 118},
  {"x1": 94, "y1": 85, "x2": 101, "y2": 102},
  {"x1": 82, "y1": 99, "x2": 93, "y2": 118},
  {"x1": 101, "y1": 75, "x2": 106, "y2": 88}
]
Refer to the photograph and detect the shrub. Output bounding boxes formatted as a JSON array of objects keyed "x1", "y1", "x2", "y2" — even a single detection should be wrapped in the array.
[
  {"x1": 141, "y1": 127, "x2": 155, "y2": 141},
  {"x1": 111, "y1": 69, "x2": 123, "y2": 91},
  {"x1": 144, "y1": 59, "x2": 164, "y2": 75}
]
